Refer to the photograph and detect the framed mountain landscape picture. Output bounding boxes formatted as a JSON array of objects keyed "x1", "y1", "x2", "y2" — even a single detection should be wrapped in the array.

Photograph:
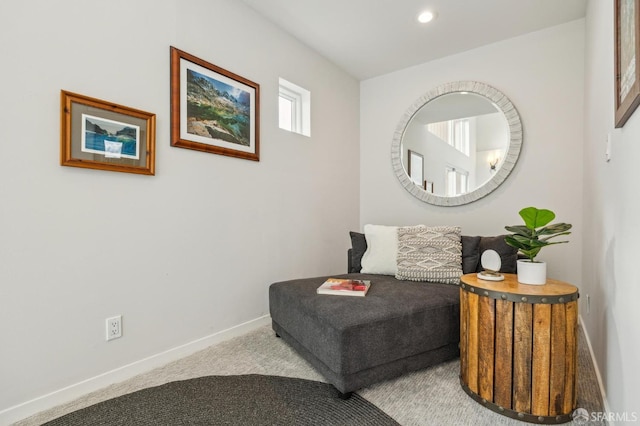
[
  {"x1": 170, "y1": 47, "x2": 260, "y2": 161},
  {"x1": 60, "y1": 91, "x2": 156, "y2": 175}
]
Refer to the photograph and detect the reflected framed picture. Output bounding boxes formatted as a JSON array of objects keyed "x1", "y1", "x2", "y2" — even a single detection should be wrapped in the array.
[
  {"x1": 170, "y1": 47, "x2": 260, "y2": 161},
  {"x1": 615, "y1": 0, "x2": 640, "y2": 127},
  {"x1": 408, "y1": 150, "x2": 424, "y2": 187},
  {"x1": 60, "y1": 91, "x2": 156, "y2": 175}
]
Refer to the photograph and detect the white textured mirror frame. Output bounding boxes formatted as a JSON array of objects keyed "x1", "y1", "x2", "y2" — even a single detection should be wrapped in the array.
[{"x1": 391, "y1": 81, "x2": 523, "y2": 206}]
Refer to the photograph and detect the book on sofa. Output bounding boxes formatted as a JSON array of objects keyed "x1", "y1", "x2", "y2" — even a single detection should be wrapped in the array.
[{"x1": 316, "y1": 278, "x2": 371, "y2": 297}]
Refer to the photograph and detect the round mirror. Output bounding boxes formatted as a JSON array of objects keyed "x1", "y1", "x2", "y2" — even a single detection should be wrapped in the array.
[{"x1": 391, "y1": 81, "x2": 522, "y2": 206}]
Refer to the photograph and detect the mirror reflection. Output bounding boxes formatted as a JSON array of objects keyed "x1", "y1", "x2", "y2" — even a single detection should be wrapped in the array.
[
  {"x1": 408, "y1": 150, "x2": 424, "y2": 187},
  {"x1": 391, "y1": 81, "x2": 522, "y2": 206},
  {"x1": 401, "y1": 92, "x2": 509, "y2": 197}
]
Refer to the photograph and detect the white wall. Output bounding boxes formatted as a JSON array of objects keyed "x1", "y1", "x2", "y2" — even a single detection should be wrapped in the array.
[
  {"x1": 583, "y1": 0, "x2": 640, "y2": 418},
  {"x1": 0, "y1": 0, "x2": 359, "y2": 421},
  {"x1": 360, "y1": 20, "x2": 585, "y2": 286}
]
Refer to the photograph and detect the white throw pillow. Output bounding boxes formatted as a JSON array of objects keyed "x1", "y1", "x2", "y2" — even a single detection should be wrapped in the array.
[{"x1": 360, "y1": 224, "x2": 399, "y2": 275}]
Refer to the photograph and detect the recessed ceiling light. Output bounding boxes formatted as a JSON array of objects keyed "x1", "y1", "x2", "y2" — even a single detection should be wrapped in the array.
[{"x1": 417, "y1": 11, "x2": 435, "y2": 24}]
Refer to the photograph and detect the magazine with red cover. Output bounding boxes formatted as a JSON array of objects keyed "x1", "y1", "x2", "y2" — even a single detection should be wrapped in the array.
[{"x1": 316, "y1": 278, "x2": 371, "y2": 297}]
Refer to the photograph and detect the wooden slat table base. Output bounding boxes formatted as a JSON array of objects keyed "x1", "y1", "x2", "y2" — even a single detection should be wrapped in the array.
[
  {"x1": 459, "y1": 274, "x2": 578, "y2": 424},
  {"x1": 513, "y1": 303, "x2": 533, "y2": 413},
  {"x1": 494, "y1": 299, "x2": 513, "y2": 408}
]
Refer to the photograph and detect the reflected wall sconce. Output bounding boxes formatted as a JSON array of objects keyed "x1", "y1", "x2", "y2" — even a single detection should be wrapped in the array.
[{"x1": 489, "y1": 158, "x2": 499, "y2": 171}]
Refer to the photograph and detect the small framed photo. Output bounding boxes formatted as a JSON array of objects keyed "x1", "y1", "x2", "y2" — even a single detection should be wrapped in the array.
[
  {"x1": 615, "y1": 0, "x2": 640, "y2": 127},
  {"x1": 425, "y1": 181, "x2": 434, "y2": 193},
  {"x1": 60, "y1": 91, "x2": 156, "y2": 175},
  {"x1": 408, "y1": 150, "x2": 424, "y2": 187},
  {"x1": 170, "y1": 47, "x2": 260, "y2": 161}
]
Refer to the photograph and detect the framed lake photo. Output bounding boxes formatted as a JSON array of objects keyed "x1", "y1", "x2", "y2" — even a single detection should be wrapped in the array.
[
  {"x1": 615, "y1": 0, "x2": 640, "y2": 127},
  {"x1": 60, "y1": 91, "x2": 156, "y2": 175},
  {"x1": 170, "y1": 47, "x2": 260, "y2": 161},
  {"x1": 81, "y1": 114, "x2": 140, "y2": 160}
]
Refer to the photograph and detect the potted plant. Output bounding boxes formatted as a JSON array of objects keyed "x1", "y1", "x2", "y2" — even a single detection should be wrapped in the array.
[{"x1": 504, "y1": 207, "x2": 572, "y2": 285}]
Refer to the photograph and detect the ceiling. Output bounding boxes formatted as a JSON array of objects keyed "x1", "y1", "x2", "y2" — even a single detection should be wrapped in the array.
[{"x1": 239, "y1": 0, "x2": 587, "y2": 80}]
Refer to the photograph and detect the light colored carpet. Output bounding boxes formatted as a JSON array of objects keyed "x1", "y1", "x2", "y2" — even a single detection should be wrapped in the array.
[{"x1": 16, "y1": 324, "x2": 605, "y2": 425}]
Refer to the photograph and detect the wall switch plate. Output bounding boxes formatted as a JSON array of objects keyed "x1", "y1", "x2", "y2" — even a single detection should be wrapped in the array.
[{"x1": 106, "y1": 315, "x2": 122, "y2": 341}]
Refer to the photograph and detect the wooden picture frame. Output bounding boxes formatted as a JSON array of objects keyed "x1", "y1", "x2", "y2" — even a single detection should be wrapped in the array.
[
  {"x1": 60, "y1": 91, "x2": 156, "y2": 175},
  {"x1": 615, "y1": 0, "x2": 640, "y2": 128},
  {"x1": 170, "y1": 47, "x2": 260, "y2": 161}
]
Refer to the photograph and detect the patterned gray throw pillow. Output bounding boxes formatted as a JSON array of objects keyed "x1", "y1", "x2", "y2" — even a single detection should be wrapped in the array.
[{"x1": 396, "y1": 225, "x2": 463, "y2": 284}]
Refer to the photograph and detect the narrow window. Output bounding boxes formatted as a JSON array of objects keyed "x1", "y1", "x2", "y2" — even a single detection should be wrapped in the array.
[
  {"x1": 278, "y1": 95, "x2": 294, "y2": 131},
  {"x1": 451, "y1": 119, "x2": 470, "y2": 156},
  {"x1": 446, "y1": 167, "x2": 469, "y2": 196},
  {"x1": 427, "y1": 118, "x2": 470, "y2": 156},
  {"x1": 279, "y1": 78, "x2": 311, "y2": 137}
]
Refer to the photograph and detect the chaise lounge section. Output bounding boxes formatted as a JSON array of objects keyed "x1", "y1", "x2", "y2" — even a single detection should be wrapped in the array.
[
  {"x1": 270, "y1": 273, "x2": 460, "y2": 396},
  {"x1": 269, "y1": 231, "x2": 517, "y2": 396}
]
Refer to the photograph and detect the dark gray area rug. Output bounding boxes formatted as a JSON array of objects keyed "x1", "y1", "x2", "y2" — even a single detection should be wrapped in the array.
[{"x1": 42, "y1": 374, "x2": 399, "y2": 426}]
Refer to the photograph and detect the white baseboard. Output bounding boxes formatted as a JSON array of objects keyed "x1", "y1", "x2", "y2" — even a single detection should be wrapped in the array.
[
  {"x1": 0, "y1": 315, "x2": 271, "y2": 426},
  {"x1": 578, "y1": 315, "x2": 611, "y2": 417}
]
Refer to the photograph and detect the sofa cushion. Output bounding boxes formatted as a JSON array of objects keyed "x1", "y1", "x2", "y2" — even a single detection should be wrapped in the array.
[
  {"x1": 349, "y1": 232, "x2": 367, "y2": 273},
  {"x1": 395, "y1": 225, "x2": 462, "y2": 284},
  {"x1": 461, "y1": 235, "x2": 481, "y2": 274},
  {"x1": 351, "y1": 231, "x2": 483, "y2": 275}
]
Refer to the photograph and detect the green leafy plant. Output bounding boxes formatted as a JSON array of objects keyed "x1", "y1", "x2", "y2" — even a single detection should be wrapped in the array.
[{"x1": 504, "y1": 207, "x2": 572, "y2": 262}]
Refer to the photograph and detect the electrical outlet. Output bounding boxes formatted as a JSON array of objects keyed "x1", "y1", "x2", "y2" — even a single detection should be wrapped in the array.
[{"x1": 106, "y1": 315, "x2": 122, "y2": 341}]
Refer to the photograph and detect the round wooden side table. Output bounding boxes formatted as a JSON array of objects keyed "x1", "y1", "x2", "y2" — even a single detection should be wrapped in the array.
[{"x1": 459, "y1": 273, "x2": 579, "y2": 424}]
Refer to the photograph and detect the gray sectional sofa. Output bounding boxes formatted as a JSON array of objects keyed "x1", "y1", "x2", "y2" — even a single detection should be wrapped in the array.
[{"x1": 268, "y1": 232, "x2": 517, "y2": 397}]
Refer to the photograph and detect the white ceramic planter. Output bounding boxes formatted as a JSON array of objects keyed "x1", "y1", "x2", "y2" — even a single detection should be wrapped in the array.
[{"x1": 516, "y1": 259, "x2": 547, "y2": 285}]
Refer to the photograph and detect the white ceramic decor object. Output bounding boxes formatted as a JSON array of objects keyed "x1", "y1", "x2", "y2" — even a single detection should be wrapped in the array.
[{"x1": 477, "y1": 249, "x2": 504, "y2": 281}]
